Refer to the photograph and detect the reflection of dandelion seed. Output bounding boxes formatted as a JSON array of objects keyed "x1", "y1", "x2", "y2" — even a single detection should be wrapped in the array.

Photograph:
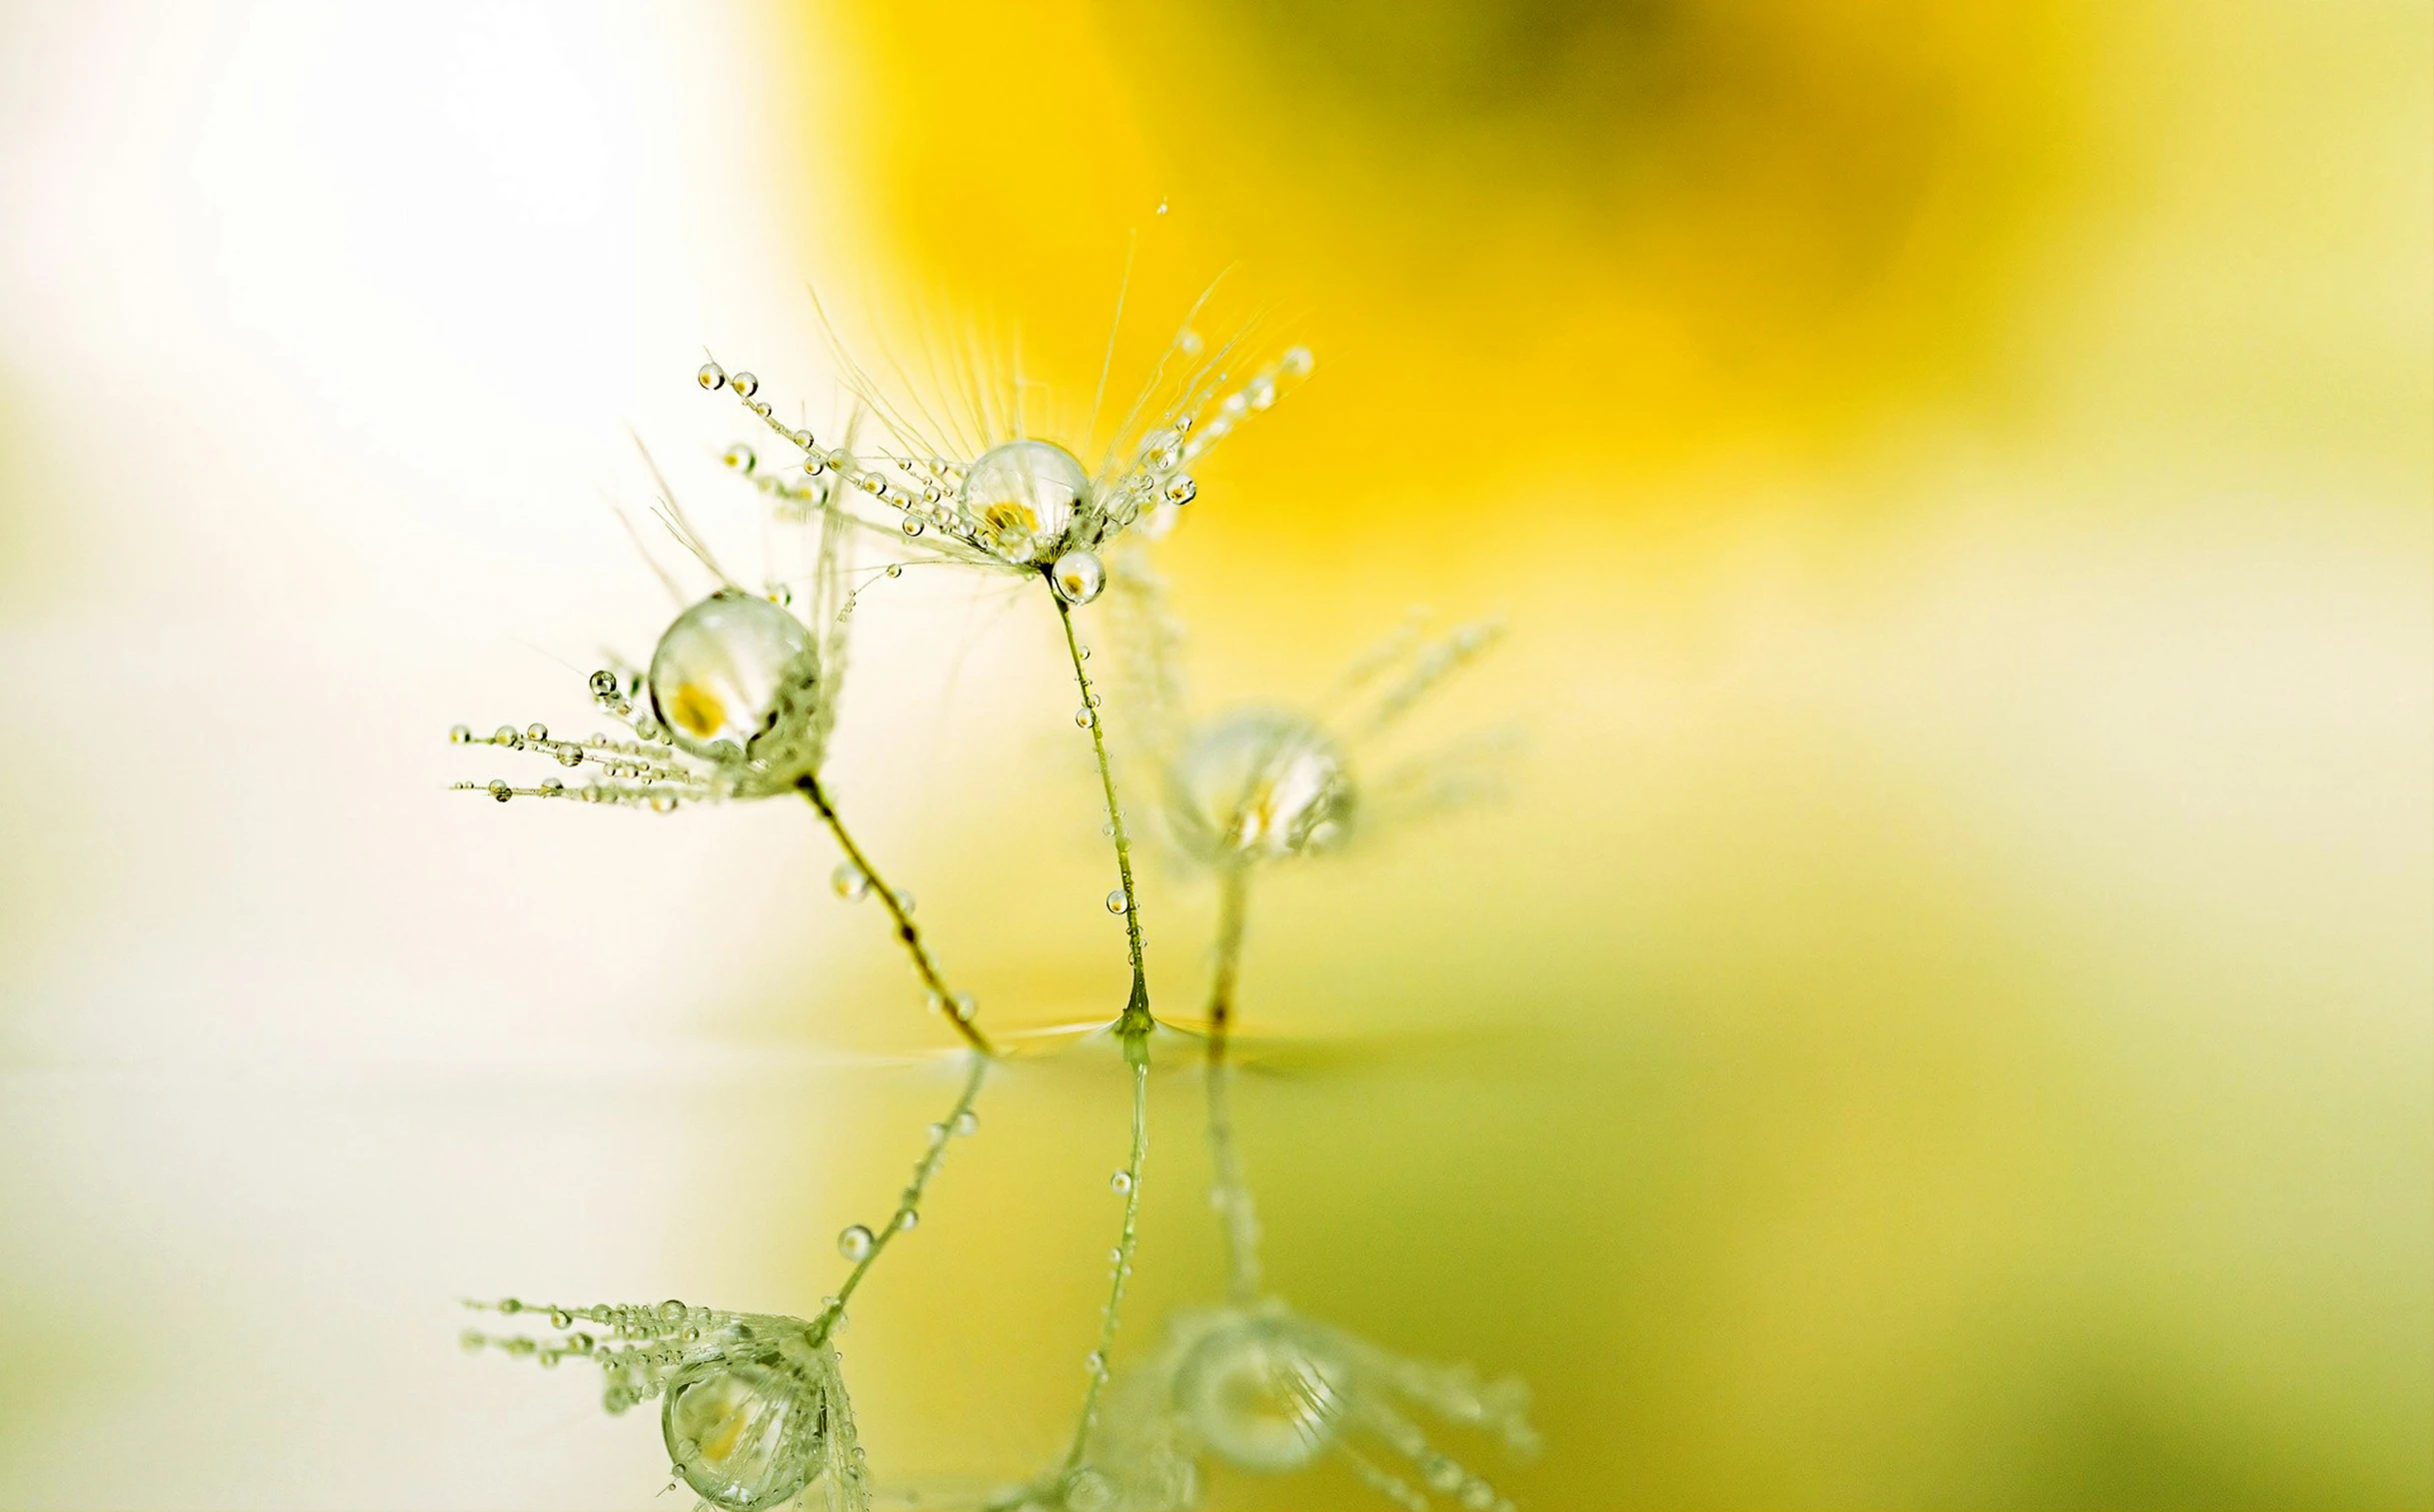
[
  {"x1": 464, "y1": 1298, "x2": 869, "y2": 1511},
  {"x1": 1088, "y1": 1300, "x2": 1538, "y2": 1512},
  {"x1": 462, "y1": 1054, "x2": 986, "y2": 1511}
]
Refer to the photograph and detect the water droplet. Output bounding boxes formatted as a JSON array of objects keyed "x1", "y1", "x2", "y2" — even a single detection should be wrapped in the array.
[
  {"x1": 948, "y1": 992, "x2": 976, "y2": 1023},
  {"x1": 1111, "y1": 1170, "x2": 1135, "y2": 1195},
  {"x1": 900, "y1": 516, "x2": 925, "y2": 537},
  {"x1": 723, "y1": 444, "x2": 756, "y2": 473},
  {"x1": 696, "y1": 361, "x2": 725, "y2": 391},
  {"x1": 488, "y1": 780, "x2": 512, "y2": 802},
  {"x1": 494, "y1": 725, "x2": 522, "y2": 748},
  {"x1": 526, "y1": 723, "x2": 549, "y2": 742},
  {"x1": 499, "y1": 1298, "x2": 524, "y2": 1314},
  {"x1": 649, "y1": 791, "x2": 678, "y2": 814},
  {"x1": 1085, "y1": 1350, "x2": 1106, "y2": 1375},
  {"x1": 1280, "y1": 346, "x2": 1314, "y2": 377},
  {"x1": 1066, "y1": 1467, "x2": 1114, "y2": 1512},
  {"x1": 899, "y1": 890, "x2": 916, "y2": 914},
  {"x1": 1052, "y1": 549, "x2": 1107, "y2": 606},
  {"x1": 953, "y1": 1109, "x2": 979, "y2": 1137},
  {"x1": 448, "y1": 724, "x2": 472, "y2": 744},
  {"x1": 884, "y1": 564, "x2": 904, "y2": 579},
  {"x1": 1079, "y1": 645, "x2": 1093, "y2": 661},
  {"x1": 1076, "y1": 707, "x2": 1098, "y2": 729},
  {"x1": 1164, "y1": 475, "x2": 1197, "y2": 507},
  {"x1": 1156, "y1": 200, "x2": 1169, "y2": 215},
  {"x1": 898, "y1": 1210, "x2": 918, "y2": 1232},
  {"x1": 589, "y1": 670, "x2": 620, "y2": 700},
  {"x1": 838, "y1": 1224, "x2": 875, "y2": 1261},
  {"x1": 659, "y1": 1298, "x2": 687, "y2": 1320},
  {"x1": 1180, "y1": 328, "x2": 1205, "y2": 357},
  {"x1": 730, "y1": 371, "x2": 759, "y2": 399},
  {"x1": 1105, "y1": 888, "x2": 1128, "y2": 914},
  {"x1": 832, "y1": 861, "x2": 869, "y2": 900},
  {"x1": 1423, "y1": 1455, "x2": 1464, "y2": 1493},
  {"x1": 556, "y1": 747, "x2": 582, "y2": 768},
  {"x1": 648, "y1": 591, "x2": 820, "y2": 768},
  {"x1": 541, "y1": 777, "x2": 565, "y2": 793},
  {"x1": 961, "y1": 440, "x2": 1091, "y2": 564},
  {"x1": 1169, "y1": 710, "x2": 1353, "y2": 861},
  {"x1": 549, "y1": 1307, "x2": 573, "y2": 1329}
]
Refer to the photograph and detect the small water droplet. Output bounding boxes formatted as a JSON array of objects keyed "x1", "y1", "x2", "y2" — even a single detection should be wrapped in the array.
[
  {"x1": 1105, "y1": 888, "x2": 1128, "y2": 914},
  {"x1": 526, "y1": 723, "x2": 549, "y2": 742},
  {"x1": 898, "y1": 1210, "x2": 918, "y2": 1231},
  {"x1": 949, "y1": 992, "x2": 976, "y2": 1023},
  {"x1": 1111, "y1": 1170, "x2": 1135, "y2": 1195},
  {"x1": 839, "y1": 1224, "x2": 875, "y2": 1262},
  {"x1": 448, "y1": 724, "x2": 472, "y2": 744},
  {"x1": 697, "y1": 361, "x2": 725, "y2": 391},
  {"x1": 1076, "y1": 707, "x2": 1098, "y2": 729},
  {"x1": 1280, "y1": 346, "x2": 1314, "y2": 377},
  {"x1": 953, "y1": 1109, "x2": 979, "y2": 1137},
  {"x1": 884, "y1": 564, "x2": 904, "y2": 579},
  {"x1": 1085, "y1": 1350, "x2": 1106, "y2": 1375},
  {"x1": 494, "y1": 725, "x2": 521, "y2": 747},
  {"x1": 832, "y1": 862, "x2": 870, "y2": 900},
  {"x1": 588, "y1": 670, "x2": 620, "y2": 700},
  {"x1": 723, "y1": 443, "x2": 756, "y2": 473},
  {"x1": 901, "y1": 516, "x2": 925, "y2": 537},
  {"x1": 488, "y1": 780, "x2": 512, "y2": 802},
  {"x1": 499, "y1": 1298, "x2": 523, "y2": 1314},
  {"x1": 1164, "y1": 475, "x2": 1197, "y2": 507},
  {"x1": 730, "y1": 371, "x2": 759, "y2": 399},
  {"x1": 1052, "y1": 549, "x2": 1106, "y2": 606},
  {"x1": 648, "y1": 791, "x2": 678, "y2": 813},
  {"x1": 556, "y1": 748, "x2": 582, "y2": 768}
]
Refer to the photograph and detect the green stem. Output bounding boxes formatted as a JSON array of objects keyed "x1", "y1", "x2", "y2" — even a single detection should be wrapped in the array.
[
  {"x1": 812, "y1": 1050, "x2": 991, "y2": 1344},
  {"x1": 1203, "y1": 865, "x2": 1260, "y2": 1304},
  {"x1": 1054, "y1": 592, "x2": 1154, "y2": 1039},
  {"x1": 799, "y1": 772, "x2": 996, "y2": 1057},
  {"x1": 1064, "y1": 1057, "x2": 1151, "y2": 1476}
]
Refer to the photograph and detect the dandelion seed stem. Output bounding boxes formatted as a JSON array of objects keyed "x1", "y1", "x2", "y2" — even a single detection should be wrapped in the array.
[
  {"x1": 1204, "y1": 863, "x2": 1262, "y2": 1304},
  {"x1": 812, "y1": 1050, "x2": 990, "y2": 1345},
  {"x1": 1054, "y1": 591, "x2": 1155, "y2": 1038},
  {"x1": 1064, "y1": 1056, "x2": 1151, "y2": 1477},
  {"x1": 798, "y1": 772, "x2": 996, "y2": 1056}
]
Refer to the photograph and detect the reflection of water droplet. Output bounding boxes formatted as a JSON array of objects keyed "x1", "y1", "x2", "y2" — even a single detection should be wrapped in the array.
[
  {"x1": 662, "y1": 1358, "x2": 822, "y2": 1511},
  {"x1": 1177, "y1": 1318, "x2": 1349, "y2": 1473},
  {"x1": 697, "y1": 362, "x2": 726, "y2": 391},
  {"x1": 839, "y1": 1225, "x2": 875, "y2": 1262},
  {"x1": 1111, "y1": 1170, "x2": 1135, "y2": 1195}
]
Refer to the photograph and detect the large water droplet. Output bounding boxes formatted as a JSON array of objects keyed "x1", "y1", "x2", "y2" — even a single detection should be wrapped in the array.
[
  {"x1": 959, "y1": 440, "x2": 1090, "y2": 564},
  {"x1": 1167, "y1": 710, "x2": 1353, "y2": 862},
  {"x1": 647, "y1": 592, "x2": 820, "y2": 766}
]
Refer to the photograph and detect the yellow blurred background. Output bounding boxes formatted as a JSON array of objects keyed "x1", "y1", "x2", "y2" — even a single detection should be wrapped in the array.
[{"x1": 0, "y1": 2, "x2": 2425, "y2": 1508}]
